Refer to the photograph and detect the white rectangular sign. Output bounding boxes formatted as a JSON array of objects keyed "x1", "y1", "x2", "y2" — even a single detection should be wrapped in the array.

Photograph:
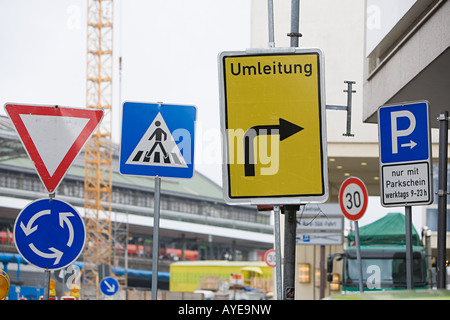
[
  {"x1": 296, "y1": 217, "x2": 343, "y2": 232},
  {"x1": 382, "y1": 162, "x2": 431, "y2": 205},
  {"x1": 296, "y1": 232, "x2": 343, "y2": 246}
]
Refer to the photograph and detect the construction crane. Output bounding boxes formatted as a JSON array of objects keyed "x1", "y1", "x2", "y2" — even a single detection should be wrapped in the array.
[{"x1": 83, "y1": 0, "x2": 114, "y2": 299}]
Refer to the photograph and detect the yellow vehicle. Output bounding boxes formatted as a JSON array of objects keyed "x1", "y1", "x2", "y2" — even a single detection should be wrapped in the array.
[{"x1": 169, "y1": 260, "x2": 273, "y2": 296}]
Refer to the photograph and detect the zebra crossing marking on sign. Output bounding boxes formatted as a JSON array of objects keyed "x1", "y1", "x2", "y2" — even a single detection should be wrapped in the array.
[
  {"x1": 120, "y1": 102, "x2": 196, "y2": 179},
  {"x1": 125, "y1": 113, "x2": 187, "y2": 168}
]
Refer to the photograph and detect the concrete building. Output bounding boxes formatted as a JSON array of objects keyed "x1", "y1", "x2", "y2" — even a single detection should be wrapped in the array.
[
  {"x1": 251, "y1": 0, "x2": 449, "y2": 299},
  {"x1": 363, "y1": 0, "x2": 450, "y2": 283}
]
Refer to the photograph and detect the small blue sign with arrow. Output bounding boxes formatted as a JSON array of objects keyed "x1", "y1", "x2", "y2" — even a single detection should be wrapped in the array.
[
  {"x1": 14, "y1": 199, "x2": 86, "y2": 270},
  {"x1": 100, "y1": 277, "x2": 119, "y2": 296}
]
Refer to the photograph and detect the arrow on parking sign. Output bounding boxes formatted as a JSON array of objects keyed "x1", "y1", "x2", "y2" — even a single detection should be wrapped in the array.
[{"x1": 401, "y1": 140, "x2": 417, "y2": 150}]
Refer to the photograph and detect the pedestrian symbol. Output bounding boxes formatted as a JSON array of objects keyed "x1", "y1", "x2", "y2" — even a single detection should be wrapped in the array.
[
  {"x1": 120, "y1": 102, "x2": 196, "y2": 179},
  {"x1": 126, "y1": 113, "x2": 187, "y2": 168}
]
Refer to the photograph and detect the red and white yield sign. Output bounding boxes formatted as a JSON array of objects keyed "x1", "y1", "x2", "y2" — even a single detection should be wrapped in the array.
[
  {"x1": 339, "y1": 177, "x2": 368, "y2": 221},
  {"x1": 4, "y1": 103, "x2": 103, "y2": 193}
]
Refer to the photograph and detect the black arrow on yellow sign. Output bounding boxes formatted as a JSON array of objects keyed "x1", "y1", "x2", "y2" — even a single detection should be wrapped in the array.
[{"x1": 244, "y1": 118, "x2": 304, "y2": 176}]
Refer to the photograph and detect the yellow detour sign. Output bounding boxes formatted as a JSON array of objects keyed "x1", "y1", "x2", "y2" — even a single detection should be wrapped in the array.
[
  {"x1": 218, "y1": 48, "x2": 328, "y2": 204},
  {"x1": 0, "y1": 270, "x2": 10, "y2": 300}
]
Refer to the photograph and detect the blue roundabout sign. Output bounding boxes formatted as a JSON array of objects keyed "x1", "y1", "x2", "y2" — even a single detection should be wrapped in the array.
[{"x1": 14, "y1": 198, "x2": 86, "y2": 270}]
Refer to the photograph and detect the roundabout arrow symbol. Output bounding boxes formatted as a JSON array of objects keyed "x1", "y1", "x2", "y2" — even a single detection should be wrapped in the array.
[
  {"x1": 29, "y1": 243, "x2": 63, "y2": 265},
  {"x1": 20, "y1": 209, "x2": 51, "y2": 236},
  {"x1": 59, "y1": 212, "x2": 75, "y2": 247}
]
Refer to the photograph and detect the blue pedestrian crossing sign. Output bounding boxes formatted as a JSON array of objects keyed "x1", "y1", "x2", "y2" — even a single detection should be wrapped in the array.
[
  {"x1": 120, "y1": 102, "x2": 196, "y2": 179},
  {"x1": 100, "y1": 277, "x2": 119, "y2": 296},
  {"x1": 13, "y1": 199, "x2": 86, "y2": 270},
  {"x1": 378, "y1": 101, "x2": 433, "y2": 207}
]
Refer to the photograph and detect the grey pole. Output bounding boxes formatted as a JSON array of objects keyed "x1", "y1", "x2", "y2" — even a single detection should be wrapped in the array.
[
  {"x1": 354, "y1": 221, "x2": 364, "y2": 292},
  {"x1": 283, "y1": 205, "x2": 299, "y2": 300},
  {"x1": 273, "y1": 205, "x2": 282, "y2": 300},
  {"x1": 343, "y1": 81, "x2": 356, "y2": 137},
  {"x1": 43, "y1": 268, "x2": 50, "y2": 300},
  {"x1": 151, "y1": 176, "x2": 161, "y2": 300},
  {"x1": 437, "y1": 111, "x2": 449, "y2": 289},
  {"x1": 288, "y1": 0, "x2": 301, "y2": 47},
  {"x1": 268, "y1": 0, "x2": 275, "y2": 48},
  {"x1": 405, "y1": 205, "x2": 414, "y2": 289},
  {"x1": 267, "y1": 0, "x2": 281, "y2": 300},
  {"x1": 280, "y1": 0, "x2": 302, "y2": 301}
]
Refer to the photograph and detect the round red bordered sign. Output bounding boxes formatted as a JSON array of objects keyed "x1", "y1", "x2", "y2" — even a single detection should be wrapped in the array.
[
  {"x1": 339, "y1": 177, "x2": 368, "y2": 221},
  {"x1": 264, "y1": 249, "x2": 276, "y2": 268}
]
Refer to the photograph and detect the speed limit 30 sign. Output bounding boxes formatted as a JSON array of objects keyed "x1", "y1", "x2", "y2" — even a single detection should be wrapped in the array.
[
  {"x1": 339, "y1": 177, "x2": 368, "y2": 221},
  {"x1": 264, "y1": 249, "x2": 276, "y2": 268}
]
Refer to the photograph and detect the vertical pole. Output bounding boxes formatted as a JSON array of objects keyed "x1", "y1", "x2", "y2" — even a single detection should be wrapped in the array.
[
  {"x1": 343, "y1": 81, "x2": 356, "y2": 137},
  {"x1": 405, "y1": 206, "x2": 414, "y2": 289},
  {"x1": 43, "y1": 268, "x2": 50, "y2": 300},
  {"x1": 289, "y1": 0, "x2": 301, "y2": 47},
  {"x1": 151, "y1": 176, "x2": 161, "y2": 300},
  {"x1": 268, "y1": 0, "x2": 275, "y2": 48},
  {"x1": 437, "y1": 111, "x2": 449, "y2": 289},
  {"x1": 319, "y1": 245, "x2": 325, "y2": 299},
  {"x1": 273, "y1": 205, "x2": 282, "y2": 300},
  {"x1": 125, "y1": 215, "x2": 129, "y2": 287},
  {"x1": 279, "y1": 0, "x2": 301, "y2": 301},
  {"x1": 354, "y1": 221, "x2": 364, "y2": 292},
  {"x1": 283, "y1": 205, "x2": 299, "y2": 300}
]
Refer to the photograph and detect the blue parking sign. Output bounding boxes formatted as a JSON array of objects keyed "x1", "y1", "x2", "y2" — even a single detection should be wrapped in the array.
[
  {"x1": 378, "y1": 101, "x2": 433, "y2": 207},
  {"x1": 378, "y1": 101, "x2": 430, "y2": 164}
]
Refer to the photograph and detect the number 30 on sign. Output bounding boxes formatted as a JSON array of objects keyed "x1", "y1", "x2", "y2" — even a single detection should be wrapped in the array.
[{"x1": 339, "y1": 177, "x2": 368, "y2": 221}]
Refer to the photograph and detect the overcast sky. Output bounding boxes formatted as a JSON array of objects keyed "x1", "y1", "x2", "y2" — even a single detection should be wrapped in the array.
[{"x1": 0, "y1": 0, "x2": 252, "y2": 186}]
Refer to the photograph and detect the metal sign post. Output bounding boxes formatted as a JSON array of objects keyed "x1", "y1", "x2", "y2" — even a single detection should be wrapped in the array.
[
  {"x1": 339, "y1": 177, "x2": 369, "y2": 293},
  {"x1": 273, "y1": 205, "x2": 282, "y2": 300},
  {"x1": 151, "y1": 176, "x2": 161, "y2": 300},
  {"x1": 282, "y1": 205, "x2": 299, "y2": 300},
  {"x1": 119, "y1": 102, "x2": 196, "y2": 300},
  {"x1": 437, "y1": 111, "x2": 449, "y2": 289},
  {"x1": 43, "y1": 268, "x2": 51, "y2": 300},
  {"x1": 405, "y1": 206, "x2": 414, "y2": 289},
  {"x1": 353, "y1": 221, "x2": 364, "y2": 292}
]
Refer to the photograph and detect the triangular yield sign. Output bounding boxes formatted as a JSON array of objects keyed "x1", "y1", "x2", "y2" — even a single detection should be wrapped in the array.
[{"x1": 4, "y1": 103, "x2": 103, "y2": 193}]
